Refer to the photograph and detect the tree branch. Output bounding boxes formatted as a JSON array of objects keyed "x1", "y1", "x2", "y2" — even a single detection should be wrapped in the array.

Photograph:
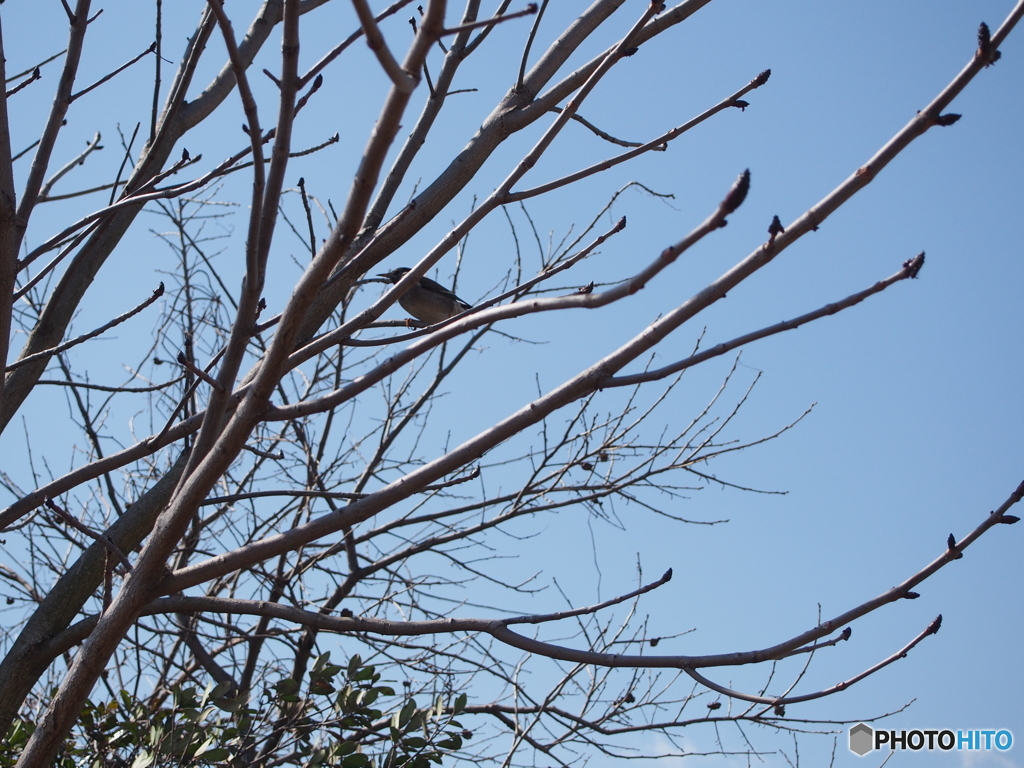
[{"x1": 7, "y1": 283, "x2": 165, "y2": 372}]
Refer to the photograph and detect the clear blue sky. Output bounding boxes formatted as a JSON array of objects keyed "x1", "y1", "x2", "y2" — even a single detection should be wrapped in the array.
[{"x1": 1, "y1": 1, "x2": 1021, "y2": 766}]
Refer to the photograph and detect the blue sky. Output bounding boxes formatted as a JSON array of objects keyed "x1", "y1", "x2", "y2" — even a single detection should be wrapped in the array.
[{"x1": 1, "y1": 1, "x2": 1022, "y2": 766}]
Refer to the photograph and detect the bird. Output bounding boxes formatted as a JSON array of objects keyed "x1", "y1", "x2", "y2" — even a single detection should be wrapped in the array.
[{"x1": 378, "y1": 267, "x2": 472, "y2": 325}]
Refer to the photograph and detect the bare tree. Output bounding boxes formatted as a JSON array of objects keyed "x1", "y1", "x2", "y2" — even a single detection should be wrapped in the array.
[{"x1": 1, "y1": 1, "x2": 1022, "y2": 766}]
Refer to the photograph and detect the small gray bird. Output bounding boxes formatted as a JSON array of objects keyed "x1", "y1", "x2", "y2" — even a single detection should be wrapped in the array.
[{"x1": 378, "y1": 267, "x2": 472, "y2": 325}]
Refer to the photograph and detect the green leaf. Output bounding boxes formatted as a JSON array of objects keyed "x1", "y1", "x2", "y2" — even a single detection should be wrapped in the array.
[
  {"x1": 274, "y1": 678, "x2": 301, "y2": 699},
  {"x1": 346, "y1": 654, "x2": 363, "y2": 676},
  {"x1": 193, "y1": 735, "x2": 218, "y2": 757},
  {"x1": 174, "y1": 686, "x2": 199, "y2": 709},
  {"x1": 130, "y1": 750, "x2": 155, "y2": 768},
  {"x1": 210, "y1": 681, "x2": 234, "y2": 700},
  {"x1": 342, "y1": 753, "x2": 371, "y2": 767},
  {"x1": 398, "y1": 700, "x2": 416, "y2": 728},
  {"x1": 352, "y1": 666, "x2": 376, "y2": 682},
  {"x1": 453, "y1": 693, "x2": 467, "y2": 714},
  {"x1": 215, "y1": 695, "x2": 245, "y2": 713},
  {"x1": 309, "y1": 680, "x2": 336, "y2": 696},
  {"x1": 147, "y1": 724, "x2": 164, "y2": 747}
]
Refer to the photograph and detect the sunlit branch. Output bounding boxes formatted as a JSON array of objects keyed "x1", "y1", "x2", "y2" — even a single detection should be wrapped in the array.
[
  {"x1": 361, "y1": 1, "x2": 483, "y2": 237},
  {"x1": 515, "y1": 0, "x2": 545, "y2": 89},
  {"x1": 685, "y1": 616, "x2": 940, "y2": 707},
  {"x1": 604, "y1": 253, "x2": 925, "y2": 387},
  {"x1": 508, "y1": 69, "x2": 770, "y2": 203},
  {"x1": 298, "y1": 0, "x2": 416, "y2": 88},
  {"x1": 351, "y1": 0, "x2": 416, "y2": 93},
  {"x1": 770, "y1": 1, "x2": 1024, "y2": 253},
  {"x1": 550, "y1": 105, "x2": 649, "y2": 148}
]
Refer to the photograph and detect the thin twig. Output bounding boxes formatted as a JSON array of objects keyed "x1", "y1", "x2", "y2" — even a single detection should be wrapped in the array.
[
  {"x1": 110, "y1": 122, "x2": 141, "y2": 205},
  {"x1": 38, "y1": 180, "x2": 125, "y2": 203},
  {"x1": 5, "y1": 68, "x2": 41, "y2": 98},
  {"x1": 9, "y1": 284, "x2": 164, "y2": 371},
  {"x1": 16, "y1": 151, "x2": 208, "y2": 272},
  {"x1": 34, "y1": 377, "x2": 184, "y2": 393},
  {"x1": 685, "y1": 617, "x2": 942, "y2": 707},
  {"x1": 508, "y1": 69, "x2": 770, "y2": 202},
  {"x1": 70, "y1": 42, "x2": 157, "y2": 102},
  {"x1": 151, "y1": 0, "x2": 162, "y2": 141},
  {"x1": 176, "y1": 350, "x2": 226, "y2": 393},
  {"x1": 516, "y1": 0, "x2": 547, "y2": 91},
  {"x1": 5, "y1": 50, "x2": 66, "y2": 83},
  {"x1": 13, "y1": 221, "x2": 101, "y2": 298},
  {"x1": 44, "y1": 498, "x2": 133, "y2": 572},
  {"x1": 297, "y1": 177, "x2": 317, "y2": 257},
  {"x1": 39, "y1": 132, "x2": 103, "y2": 200},
  {"x1": 550, "y1": 105, "x2": 648, "y2": 148},
  {"x1": 604, "y1": 253, "x2": 925, "y2": 387},
  {"x1": 12, "y1": 139, "x2": 41, "y2": 163},
  {"x1": 507, "y1": 569, "x2": 673, "y2": 626},
  {"x1": 442, "y1": 2, "x2": 538, "y2": 37}
]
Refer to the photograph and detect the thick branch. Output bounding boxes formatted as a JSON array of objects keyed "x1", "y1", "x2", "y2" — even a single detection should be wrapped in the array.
[
  {"x1": 164, "y1": 174, "x2": 745, "y2": 590},
  {"x1": 351, "y1": 0, "x2": 416, "y2": 92}
]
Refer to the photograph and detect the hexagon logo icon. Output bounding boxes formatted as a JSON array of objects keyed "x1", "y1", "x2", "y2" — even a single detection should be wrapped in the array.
[{"x1": 849, "y1": 723, "x2": 873, "y2": 756}]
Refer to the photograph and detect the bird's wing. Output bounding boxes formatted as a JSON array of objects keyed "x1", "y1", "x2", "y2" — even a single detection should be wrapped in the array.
[{"x1": 419, "y1": 275, "x2": 468, "y2": 304}]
